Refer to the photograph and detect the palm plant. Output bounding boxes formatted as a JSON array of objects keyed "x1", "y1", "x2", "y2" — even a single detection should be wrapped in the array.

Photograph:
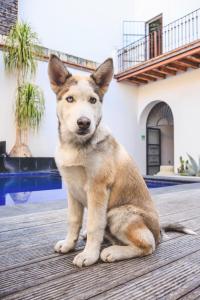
[{"x1": 3, "y1": 22, "x2": 44, "y2": 157}]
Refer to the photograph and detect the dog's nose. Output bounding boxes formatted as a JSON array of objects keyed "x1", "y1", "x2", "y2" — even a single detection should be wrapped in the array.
[{"x1": 77, "y1": 117, "x2": 91, "y2": 130}]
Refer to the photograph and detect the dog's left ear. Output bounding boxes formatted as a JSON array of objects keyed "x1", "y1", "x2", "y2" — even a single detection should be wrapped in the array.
[{"x1": 91, "y1": 58, "x2": 113, "y2": 95}]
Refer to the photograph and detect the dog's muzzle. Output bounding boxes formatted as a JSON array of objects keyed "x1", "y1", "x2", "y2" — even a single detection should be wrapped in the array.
[{"x1": 77, "y1": 117, "x2": 91, "y2": 135}]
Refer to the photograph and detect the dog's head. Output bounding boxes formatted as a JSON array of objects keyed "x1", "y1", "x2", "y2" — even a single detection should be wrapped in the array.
[{"x1": 48, "y1": 55, "x2": 113, "y2": 144}]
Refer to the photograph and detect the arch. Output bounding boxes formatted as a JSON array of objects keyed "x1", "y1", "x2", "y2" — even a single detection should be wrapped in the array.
[
  {"x1": 147, "y1": 102, "x2": 174, "y2": 127},
  {"x1": 138, "y1": 100, "x2": 174, "y2": 175}
]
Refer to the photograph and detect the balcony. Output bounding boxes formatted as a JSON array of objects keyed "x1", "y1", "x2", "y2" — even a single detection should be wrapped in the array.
[{"x1": 115, "y1": 8, "x2": 200, "y2": 84}]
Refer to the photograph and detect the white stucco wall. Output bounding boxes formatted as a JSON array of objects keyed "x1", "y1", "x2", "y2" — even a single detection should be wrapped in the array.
[
  {"x1": 137, "y1": 68, "x2": 200, "y2": 174},
  {"x1": 0, "y1": 53, "x2": 16, "y2": 154},
  {"x1": 1, "y1": 0, "x2": 200, "y2": 175},
  {"x1": 103, "y1": 80, "x2": 139, "y2": 162},
  {"x1": 132, "y1": 0, "x2": 200, "y2": 26},
  {"x1": 0, "y1": 0, "x2": 141, "y2": 160},
  {"x1": 18, "y1": 0, "x2": 137, "y2": 62},
  {"x1": 0, "y1": 51, "x2": 139, "y2": 160},
  {"x1": 0, "y1": 52, "x2": 84, "y2": 156}
]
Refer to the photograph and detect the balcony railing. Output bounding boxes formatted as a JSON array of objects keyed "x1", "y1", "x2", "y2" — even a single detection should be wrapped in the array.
[{"x1": 118, "y1": 8, "x2": 200, "y2": 72}]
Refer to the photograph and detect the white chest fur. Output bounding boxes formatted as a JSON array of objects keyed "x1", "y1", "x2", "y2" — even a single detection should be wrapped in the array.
[
  {"x1": 60, "y1": 165, "x2": 88, "y2": 207},
  {"x1": 54, "y1": 125, "x2": 111, "y2": 207}
]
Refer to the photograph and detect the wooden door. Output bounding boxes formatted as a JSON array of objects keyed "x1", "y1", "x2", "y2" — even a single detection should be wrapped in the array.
[{"x1": 146, "y1": 15, "x2": 162, "y2": 59}]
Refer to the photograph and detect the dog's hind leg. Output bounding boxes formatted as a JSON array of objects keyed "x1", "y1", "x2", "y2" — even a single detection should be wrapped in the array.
[{"x1": 101, "y1": 206, "x2": 156, "y2": 262}]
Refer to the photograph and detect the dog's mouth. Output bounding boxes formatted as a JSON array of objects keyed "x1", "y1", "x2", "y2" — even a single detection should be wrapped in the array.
[{"x1": 76, "y1": 129, "x2": 90, "y2": 136}]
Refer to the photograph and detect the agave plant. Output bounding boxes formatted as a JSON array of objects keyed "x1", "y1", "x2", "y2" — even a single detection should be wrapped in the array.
[
  {"x1": 3, "y1": 22, "x2": 44, "y2": 157},
  {"x1": 187, "y1": 153, "x2": 200, "y2": 176}
]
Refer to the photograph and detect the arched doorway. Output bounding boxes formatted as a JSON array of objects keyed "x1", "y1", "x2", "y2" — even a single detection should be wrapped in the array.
[{"x1": 146, "y1": 102, "x2": 174, "y2": 175}]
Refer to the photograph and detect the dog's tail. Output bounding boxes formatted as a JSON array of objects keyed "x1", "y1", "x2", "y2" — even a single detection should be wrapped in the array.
[{"x1": 161, "y1": 223, "x2": 197, "y2": 236}]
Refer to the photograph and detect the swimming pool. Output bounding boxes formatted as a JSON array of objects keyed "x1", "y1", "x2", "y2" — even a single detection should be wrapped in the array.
[
  {"x1": 0, "y1": 172, "x2": 66, "y2": 206},
  {"x1": 145, "y1": 178, "x2": 191, "y2": 188},
  {"x1": 0, "y1": 172, "x2": 194, "y2": 206}
]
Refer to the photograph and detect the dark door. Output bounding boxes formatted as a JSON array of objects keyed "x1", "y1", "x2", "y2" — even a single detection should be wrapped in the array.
[
  {"x1": 147, "y1": 127, "x2": 161, "y2": 175},
  {"x1": 146, "y1": 16, "x2": 162, "y2": 59}
]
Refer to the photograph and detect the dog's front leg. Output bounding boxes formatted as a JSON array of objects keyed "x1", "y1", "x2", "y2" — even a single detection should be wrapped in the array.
[
  {"x1": 73, "y1": 184, "x2": 109, "y2": 267},
  {"x1": 54, "y1": 192, "x2": 84, "y2": 253}
]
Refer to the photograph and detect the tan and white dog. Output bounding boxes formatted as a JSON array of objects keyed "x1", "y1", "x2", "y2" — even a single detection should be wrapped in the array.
[{"x1": 48, "y1": 55, "x2": 195, "y2": 267}]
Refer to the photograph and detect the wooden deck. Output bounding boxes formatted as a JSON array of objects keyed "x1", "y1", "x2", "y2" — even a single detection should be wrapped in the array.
[{"x1": 0, "y1": 184, "x2": 200, "y2": 299}]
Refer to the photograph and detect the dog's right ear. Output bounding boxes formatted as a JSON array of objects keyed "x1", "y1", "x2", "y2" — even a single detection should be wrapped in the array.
[{"x1": 48, "y1": 54, "x2": 72, "y2": 94}]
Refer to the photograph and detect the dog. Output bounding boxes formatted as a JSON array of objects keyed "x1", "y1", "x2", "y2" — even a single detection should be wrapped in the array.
[{"x1": 48, "y1": 54, "x2": 196, "y2": 267}]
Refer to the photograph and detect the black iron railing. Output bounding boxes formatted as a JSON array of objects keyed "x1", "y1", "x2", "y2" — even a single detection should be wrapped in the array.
[{"x1": 118, "y1": 8, "x2": 200, "y2": 72}]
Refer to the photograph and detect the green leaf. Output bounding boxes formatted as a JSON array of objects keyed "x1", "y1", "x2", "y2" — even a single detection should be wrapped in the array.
[
  {"x1": 15, "y1": 83, "x2": 45, "y2": 132},
  {"x1": 3, "y1": 22, "x2": 43, "y2": 82}
]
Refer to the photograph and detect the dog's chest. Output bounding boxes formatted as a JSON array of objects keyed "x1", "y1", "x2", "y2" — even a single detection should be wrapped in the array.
[{"x1": 60, "y1": 165, "x2": 88, "y2": 207}]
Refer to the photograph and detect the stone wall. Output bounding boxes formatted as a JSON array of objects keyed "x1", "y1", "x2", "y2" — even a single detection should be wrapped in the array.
[{"x1": 0, "y1": 0, "x2": 18, "y2": 35}]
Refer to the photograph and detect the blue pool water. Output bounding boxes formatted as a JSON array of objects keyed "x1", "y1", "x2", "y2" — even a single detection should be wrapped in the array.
[
  {"x1": 0, "y1": 172, "x2": 66, "y2": 206},
  {"x1": 0, "y1": 172, "x2": 192, "y2": 206},
  {"x1": 145, "y1": 179, "x2": 187, "y2": 189}
]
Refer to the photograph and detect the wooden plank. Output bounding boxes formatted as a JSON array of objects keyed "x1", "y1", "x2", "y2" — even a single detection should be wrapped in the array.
[
  {"x1": 1, "y1": 199, "x2": 200, "y2": 245},
  {"x1": 127, "y1": 79, "x2": 139, "y2": 85},
  {"x1": 0, "y1": 238, "x2": 86, "y2": 273},
  {"x1": 157, "y1": 66, "x2": 177, "y2": 75},
  {"x1": 0, "y1": 221, "x2": 66, "y2": 244},
  {"x1": 145, "y1": 70, "x2": 166, "y2": 79},
  {"x1": 191, "y1": 53, "x2": 200, "y2": 62},
  {"x1": 1, "y1": 204, "x2": 199, "y2": 255},
  {"x1": 178, "y1": 58, "x2": 200, "y2": 69},
  {"x1": 168, "y1": 62, "x2": 187, "y2": 72},
  {"x1": 0, "y1": 189, "x2": 200, "y2": 271},
  {"x1": 0, "y1": 223, "x2": 71, "y2": 253},
  {"x1": 150, "y1": 182, "x2": 200, "y2": 196},
  {"x1": 93, "y1": 251, "x2": 200, "y2": 300},
  {"x1": 0, "y1": 213, "x2": 197, "y2": 273},
  {"x1": 2, "y1": 191, "x2": 197, "y2": 233},
  {"x1": 2, "y1": 233, "x2": 200, "y2": 300},
  {"x1": 0, "y1": 210, "x2": 199, "y2": 273},
  {"x1": 0, "y1": 199, "x2": 66, "y2": 218},
  {"x1": 0, "y1": 188, "x2": 200, "y2": 299},
  {"x1": 136, "y1": 74, "x2": 157, "y2": 82},
  {"x1": 187, "y1": 55, "x2": 200, "y2": 63},
  {"x1": 129, "y1": 77, "x2": 148, "y2": 84},
  {"x1": 154, "y1": 31, "x2": 157, "y2": 57},
  {"x1": 0, "y1": 209, "x2": 67, "y2": 232},
  {"x1": 179, "y1": 286, "x2": 200, "y2": 299},
  {"x1": 154, "y1": 189, "x2": 200, "y2": 216}
]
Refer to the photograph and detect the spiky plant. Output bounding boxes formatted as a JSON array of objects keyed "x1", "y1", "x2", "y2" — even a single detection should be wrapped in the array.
[
  {"x1": 16, "y1": 83, "x2": 45, "y2": 132},
  {"x1": 3, "y1": 22, "x2": 44, "y2": 157},
  {"x1": 3, "y1": 22, "x2": 41, "y2": 82},
  {"x1": 187, "y1": 153, "x2": 200, "y2": 176}
]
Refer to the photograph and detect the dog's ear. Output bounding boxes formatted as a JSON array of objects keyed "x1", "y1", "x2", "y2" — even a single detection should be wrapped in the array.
[
  {"x1": 48, "y1": 54, "x2": 72, "y2": 94},
  {"x1": 91, "y1": 58, "x2": 113, "y2": 95}
]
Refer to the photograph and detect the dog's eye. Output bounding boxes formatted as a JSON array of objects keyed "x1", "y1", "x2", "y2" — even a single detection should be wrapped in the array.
[
  {"x1": 66, "y1": 96, "x2": 74, "y2": 103},
  {"x1": 89, "y1": 97, "x2": 97, "y2": 104}
]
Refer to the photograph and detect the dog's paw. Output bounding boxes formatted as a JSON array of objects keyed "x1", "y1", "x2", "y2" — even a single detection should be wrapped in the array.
[
  {"x1": 100, "y1": 246, "x2": 119, "y2": 262},
  {"x1": 54, "y1": 240, "x2": 74, "y2": 254},
  {"x1": 73, "y1": 250, "x2": 99, "y2": 267}
]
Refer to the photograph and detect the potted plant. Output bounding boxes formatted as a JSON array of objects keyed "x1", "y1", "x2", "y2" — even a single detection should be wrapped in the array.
[{"x1": 3, "y1": 22, "x2": 45, "y2": 157}]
